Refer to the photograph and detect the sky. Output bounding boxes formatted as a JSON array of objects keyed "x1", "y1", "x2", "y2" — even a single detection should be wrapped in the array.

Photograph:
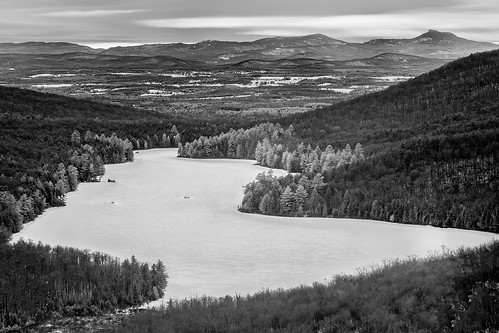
[{"x1": 1, "y1": 0, "x2": 498, "y2": 48}]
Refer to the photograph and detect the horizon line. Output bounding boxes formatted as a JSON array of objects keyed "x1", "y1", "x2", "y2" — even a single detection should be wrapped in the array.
[{"x1": 1, "y1": 30, "x2": 498, "y2": 50}]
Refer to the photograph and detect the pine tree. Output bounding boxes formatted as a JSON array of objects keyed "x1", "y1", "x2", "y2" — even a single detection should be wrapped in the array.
[
  {"x1": 295, "y1": 185, "x2": 308, "y2": 216},
  {"x1": 280, "y1": 186, "x2": 295, "y2": 215},
  {"x1": 259, "y1": 193, "x2": 273, "y2": 215},
  {"x1": 255, "y1": 141, "x2": 264, "y2": 164}
]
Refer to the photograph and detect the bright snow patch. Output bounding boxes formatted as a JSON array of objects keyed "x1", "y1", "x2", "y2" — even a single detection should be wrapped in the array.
[{"x1": 32, "y1": 84, "x2": 74, "y2": 89}]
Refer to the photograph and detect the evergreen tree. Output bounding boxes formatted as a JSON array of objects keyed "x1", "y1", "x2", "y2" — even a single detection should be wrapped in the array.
[
  {"x1": 280, "y1": 186, "x2": 295, "y2": 215},
  {"x1": 295, "y1": 185, "x2": 308, "y2": 216}
]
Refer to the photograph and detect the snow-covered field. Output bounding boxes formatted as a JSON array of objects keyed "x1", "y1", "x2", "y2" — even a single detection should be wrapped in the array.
[
  {"x1": 13, "y1": 149, "x2": 497, "y2": 300},
  {"x1": 31, "y1": 84, "x2": 74, "y2": 89}
]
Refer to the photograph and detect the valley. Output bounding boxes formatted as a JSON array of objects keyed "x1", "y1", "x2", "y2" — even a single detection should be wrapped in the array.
[
  {"x1": 0, "y1": 56, "x2": 439, "y2": 119},
  {"x1": 1, "y1": 29, "x2": 498, "y2": 332}
]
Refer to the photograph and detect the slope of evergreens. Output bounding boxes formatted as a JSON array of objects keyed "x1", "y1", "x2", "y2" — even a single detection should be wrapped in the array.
[
  {"x1": 285, "y1": 50, "x2": 499, "y2": 153},
  {"x1": 0, "y1": 240, "x2": 167, "y2": 330},
  {"x1": 0, "y1": 85, "x2": 162, "y2": 120},
  {"x1": 114, "y1": 240, "x2": 499, "y2": 333}
]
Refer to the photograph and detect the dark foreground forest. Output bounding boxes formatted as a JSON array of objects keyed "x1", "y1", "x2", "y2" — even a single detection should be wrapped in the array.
[{"x1": 0, "y1": 239, "x2": 168, "y2": 329}]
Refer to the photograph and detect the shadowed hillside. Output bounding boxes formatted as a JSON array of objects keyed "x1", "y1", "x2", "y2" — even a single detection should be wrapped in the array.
[{"x1": 286, "y1": 50, "x2": 499, "y2": 152}]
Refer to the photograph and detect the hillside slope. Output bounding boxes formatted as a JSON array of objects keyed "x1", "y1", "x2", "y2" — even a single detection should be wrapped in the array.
[
  {"x1": 0, "y1": 85, "x2": 162, "y2": 120},
  {"x1": 180, "y1": 50, "x2": 499, "y2": 232},
  {"x1": 287, "y1": 49, "x2": 499, "y2": 152}
]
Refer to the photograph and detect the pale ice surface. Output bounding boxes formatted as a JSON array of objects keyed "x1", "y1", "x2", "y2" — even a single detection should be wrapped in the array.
[{"x1": 13, "y1": 149, "x2": 497, "y2": 301}]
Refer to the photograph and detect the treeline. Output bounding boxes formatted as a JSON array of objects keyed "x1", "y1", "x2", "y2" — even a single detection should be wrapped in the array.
[
  {"x1": 178, "y1": 120, "x2": 365, "y2": 174},
  {"x1": 115, "y1": 241, "x2": 499, "y2": 333},
  {"x1": 240, "y1": 126, "x2": 498, "y2": 232},
  {"x1": 0, "y1": 131, "x2": 133, "y2": 237},
  {"x1": 0, "y1": 239, "x2": 167, "y2": 330},
  {"x1": 178, "y1": 122, "x2": 293, "y2": 160}
]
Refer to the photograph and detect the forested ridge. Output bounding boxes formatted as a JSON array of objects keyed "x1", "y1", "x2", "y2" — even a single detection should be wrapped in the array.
[
  {"x1": 284, "y1": 50, "x2": 499, "y2": 152},
  {"x1": 181, "y1": 50, "x2": 499, "y2": 232}
]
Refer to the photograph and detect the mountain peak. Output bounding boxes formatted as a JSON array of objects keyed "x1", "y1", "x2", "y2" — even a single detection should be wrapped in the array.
[{"x1": 413, "y1": 30, "x2": 462, "y2": 44}]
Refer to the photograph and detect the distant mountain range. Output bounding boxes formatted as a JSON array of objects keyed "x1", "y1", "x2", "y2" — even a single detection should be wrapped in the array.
[
  {"x1": 0, "y1": 30, "x2": 496, "y2": 64},
  {"x1": 0, "y1": 41, "x2": 99, "y2": 55}
]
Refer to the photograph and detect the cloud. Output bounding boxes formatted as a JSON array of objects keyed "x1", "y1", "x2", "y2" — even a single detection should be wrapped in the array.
[
  {"x1": 136, "y1": 12, "x2": 499, "y2": 42},
  {"x1": 38, "y1": 9, "x2": 145, "y2": 18},
  {"x1": 137, "y1": 15, "x2": 407, "y2": 30}
]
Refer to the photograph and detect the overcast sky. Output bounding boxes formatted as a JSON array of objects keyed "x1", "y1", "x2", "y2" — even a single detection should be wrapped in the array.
[{"x1": 1, "y1": 0, "x2": 498, "y2": 47}]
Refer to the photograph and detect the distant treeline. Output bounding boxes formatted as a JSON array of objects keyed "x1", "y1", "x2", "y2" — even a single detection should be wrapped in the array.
[
  {"x1": 0, "y1": 240, "x2": 167, "y2": 330},
  {"x1": 178, "y1": 122, "x2": 294, "y2": 160},
  {"x1": 114, "y1": 241, "x2": 499, "y2": 333}
]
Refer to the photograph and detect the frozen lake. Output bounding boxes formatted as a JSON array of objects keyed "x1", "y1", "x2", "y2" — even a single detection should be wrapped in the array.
[{"x1": 13, "y1": 149, "x2": 497, "y2": 300}]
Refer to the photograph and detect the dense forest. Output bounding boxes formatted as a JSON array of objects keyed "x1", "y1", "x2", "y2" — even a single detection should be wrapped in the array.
[
  {"x1": 284, "y1": 50, "x2": 499, "y2": 152},
  {"x1": 114, "y1": 240, "x2": 499, "y2": 333},
  {"x1": 0, "y1": 239, "x2": 167, "y2": 329},
  {"x1": 0, "y1": 129, "x2": 134, "y2": 236},
  {"x1": 180, "y1": 50, "x2": 499, "y2": 233}
]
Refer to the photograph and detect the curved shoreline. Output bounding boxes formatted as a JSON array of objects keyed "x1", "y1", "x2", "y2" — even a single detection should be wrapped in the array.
[{"x1": 12, "y1": 148, "x2": 498, "y2": 300}]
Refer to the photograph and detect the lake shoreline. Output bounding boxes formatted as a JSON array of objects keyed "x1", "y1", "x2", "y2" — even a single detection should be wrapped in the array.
[{"x1": 12, "y1": 148, "x2": 498, "y2": 300}]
